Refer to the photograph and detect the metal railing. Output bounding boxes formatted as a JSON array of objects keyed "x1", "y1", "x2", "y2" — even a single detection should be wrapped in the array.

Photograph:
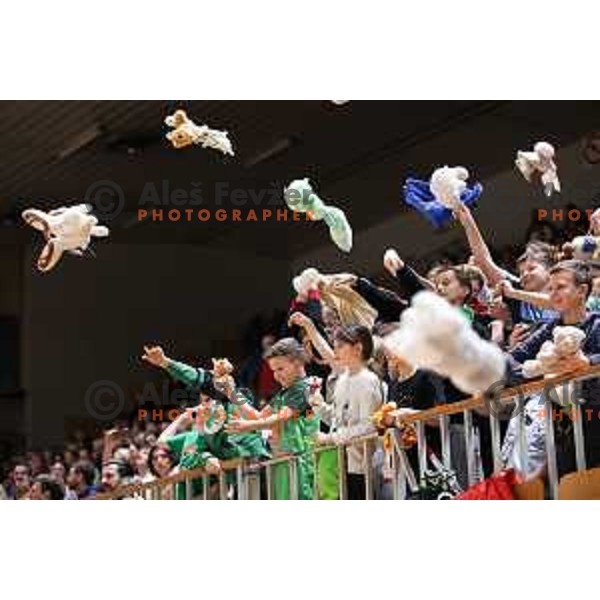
[{"x1": 97, "y1": 366, "x2": 600, "y2": 500}]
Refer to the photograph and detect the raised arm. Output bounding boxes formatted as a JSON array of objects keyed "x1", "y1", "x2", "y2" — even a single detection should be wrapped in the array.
[
  {"x1": 142, "y1": 345, "x2": 233, "y2": 404},
  {"x1": 142, "y1": 345, "x2": 205, "y2": 387},
  {"x1": 383, "y1": 248, "x2": 435, "y2": 297},
  {"x1": 499, "y1": 280, "x2": 553, "y2": 310},
  {"x1": 453, "y1": 203, "x2": 511, "y2": 287},
  {"x1": 288, "y1": 312, "x2": 336, "y2": 365}
]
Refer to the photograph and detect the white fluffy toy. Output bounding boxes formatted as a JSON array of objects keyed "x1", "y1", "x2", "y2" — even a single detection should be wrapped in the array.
[
  {"x1": 164, "y1": 109, "x2": 234, "y2": 156},
  {"x1": 429, "y1": 166, "x2": 471, "y2": 210},
  {"x1": 383, "y1": 291, "x2": 506, "y2": 395},
  {"x1": 22, "y1": 204, "x2": 109, "y2": 272},
  {"x1": 522, "y1": 326, "x2": 586, "y2": 379},
  {"x1": 515, "y1": 141, "x2": 560, "y2": 196}
]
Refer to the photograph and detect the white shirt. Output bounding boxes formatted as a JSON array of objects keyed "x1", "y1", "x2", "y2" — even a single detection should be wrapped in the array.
[{"x1": 317, "y1": 367, "x2": 384, "y2": 474}]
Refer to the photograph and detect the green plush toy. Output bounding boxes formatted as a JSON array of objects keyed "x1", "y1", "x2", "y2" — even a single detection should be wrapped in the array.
[{"x1": 284, "y1": 178, "x2": 353, "y2": 252}]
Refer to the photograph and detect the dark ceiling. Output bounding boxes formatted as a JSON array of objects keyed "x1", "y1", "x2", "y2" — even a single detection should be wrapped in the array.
[{"x1": 1, "y1": 100, "x2": 599, "y2": 259}]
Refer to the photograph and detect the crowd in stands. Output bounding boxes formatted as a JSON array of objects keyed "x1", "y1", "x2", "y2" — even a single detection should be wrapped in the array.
[{"x1": 3, "y1": 202, "x2": 600, "y2": 500}]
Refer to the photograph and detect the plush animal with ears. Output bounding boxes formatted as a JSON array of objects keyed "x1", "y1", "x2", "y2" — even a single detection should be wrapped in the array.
[{"x1": 22, "y1": 204, "x2": 109, "y2": 272}]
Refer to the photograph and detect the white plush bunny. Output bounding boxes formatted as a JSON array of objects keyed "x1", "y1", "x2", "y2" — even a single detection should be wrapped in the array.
[
  {"x1": 22, "y1": 204, "x2": 109, "y2": 272},
  {"x1": 522, "y1": 326, "x2": 586, "y2": 378},
  {"x1": 515, "y1": 141, "x2": 560, "y2": 196},
  {"x1": 383, "y1": 291, "x2": 506, "y2": 394},
  {"x1": 429, "y1": 166, "x2": 470, "y2": 210}
]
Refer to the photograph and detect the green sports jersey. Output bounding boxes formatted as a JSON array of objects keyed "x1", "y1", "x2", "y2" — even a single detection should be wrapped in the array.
[
  {"x1": 165, "y1": 359, "x2": 270, "y2": 465},
  {"x1": 268, "y1": 377, "x2": 319, "y2": 500}
]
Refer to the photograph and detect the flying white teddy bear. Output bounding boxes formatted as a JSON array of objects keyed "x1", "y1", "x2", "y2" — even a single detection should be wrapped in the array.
[
  {"x1": 429, "y1": 166, "x2": 470, "y2": 210},
  {"x1": 22, "y1": 204, "x2": 109, "y2": 272},
  {"x1": 515, "y1": 141, "x2": 560, "y2": 196},
  {"x1": 383, "y1": 291, "x2": 506, "y2": 395}
]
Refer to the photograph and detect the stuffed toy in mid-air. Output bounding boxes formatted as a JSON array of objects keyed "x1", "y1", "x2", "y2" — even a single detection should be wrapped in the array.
[
  {"x1": 515, "y1": 141, "x2": 560, "y2": 197},
  {"x1": 284, "y1": 178, "x2": 353, "y2": 252},
  {"x1": 404, "y1": 166, "x2": 483, "y2": 228},
  {"x1": 22, "y1": 204, "x2": 109, "y2": 272},
  {"x1": 164, "y1": 109, "x2": 234, "y2": 156},
  {"x1": 383, "y1": 291, "x2": 506, "y2": 395}
]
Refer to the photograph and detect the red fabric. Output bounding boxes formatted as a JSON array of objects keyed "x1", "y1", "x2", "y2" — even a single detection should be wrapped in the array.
[
  {"x1": 456, "y1": 470, "x2": 518, "y2": 500},
  {"x1": 289, "y1": 289, "x2": 321, "y2": 312},
  {"x1": 469, "y1": 296, "x2": 491, "y2": 317},
  {"x1": 257, "y1": 359, "x2": 278, "y2": 399}
]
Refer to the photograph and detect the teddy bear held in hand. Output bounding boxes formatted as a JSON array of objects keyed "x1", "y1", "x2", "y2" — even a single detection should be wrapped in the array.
[{"x1": 522, "y1": 326, "x2": 586, "y2": 379}]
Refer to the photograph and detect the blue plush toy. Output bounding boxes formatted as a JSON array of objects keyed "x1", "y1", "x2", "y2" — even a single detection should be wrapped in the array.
[{"x1": 404, "y1": 174, "x2": 483, "y2": 228}]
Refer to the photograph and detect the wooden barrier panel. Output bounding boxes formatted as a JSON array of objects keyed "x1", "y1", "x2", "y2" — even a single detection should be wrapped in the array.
[
  {"x1": 513, "y1": 478, "x2": 545, "y2": 500},
  {"x1": 559, "y1": 468, "x2": 600, "y2": 500}
]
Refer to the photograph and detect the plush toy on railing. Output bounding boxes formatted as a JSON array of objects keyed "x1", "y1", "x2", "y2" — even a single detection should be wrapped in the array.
[
  {"x1": 515, "y1": 141, "x2": 560, "y2": 197},
  {"x1": 521, "y1": 326, "x2": 586, "y2": 379},
  {"x1": 372, "y1": 402, "x2": 418, "y2": 449},
  {"x1": 284, "y1": 178, "x2": 353, "y2": 252},
  {"x1": 164, "y1": 109, "x2": 234, "y2": 156},
  {"x1": 404, "y1": 166, "x2": 483, "y2": 228},
  {"x1": 22, "y1": 204, "x2": 109, "y2": 272},
  {"x1": 383, "y1": 291, "x2": 506, "y2": 394}
]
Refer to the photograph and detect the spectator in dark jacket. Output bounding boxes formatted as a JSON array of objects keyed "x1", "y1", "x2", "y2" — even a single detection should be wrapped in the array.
[{"x1": 507, "y1": 260, "x2": 600, "y2": 476}]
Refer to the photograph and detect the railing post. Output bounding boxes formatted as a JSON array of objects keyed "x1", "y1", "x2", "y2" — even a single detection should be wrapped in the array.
[
  {"x1": 236, "y1": 464, "x2": 245, "y2": 500},
  {"x1": 544, "y1": 387, "x2": 559, "y2": 500},
  {"x1": 219, "y1": 471, "x2": 227, "y2": 500},
  {"x1": 391, "y1": 437, "x2": 400, "y2": 501},
  {"x1": 363, "y1": 439, "x2": 373, "y2": 500},
  {"x1": 265, "y1": 463, "x2": 272, "y2": 500},
  {"x1": 571, "y1": 393, "x2": 587, "y2": 473},
  {"x1": 337, "y1": 445, "x2": 347, "y2": 500},
  {"x1": 416, "y1": 421, "x2": 427, "y2": 479},
  {"x1": 516, "y1": 396, "x2": 527, "y2": 476},
  {"x1": 288, "y1": 457, "x2": 298, "y2": 500},
  {"x1": 463, "y1": 410, "x2": 476, "y2": 487},
  {"x1": 313, "y1": 448, "x2": 320, "y2": 500},
  {"x1": 488, "y1": 410, "x2": 502, "y2": 474},
  {"x1": 439, "y1": 415, "x2": 452, "y2": 470}
]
